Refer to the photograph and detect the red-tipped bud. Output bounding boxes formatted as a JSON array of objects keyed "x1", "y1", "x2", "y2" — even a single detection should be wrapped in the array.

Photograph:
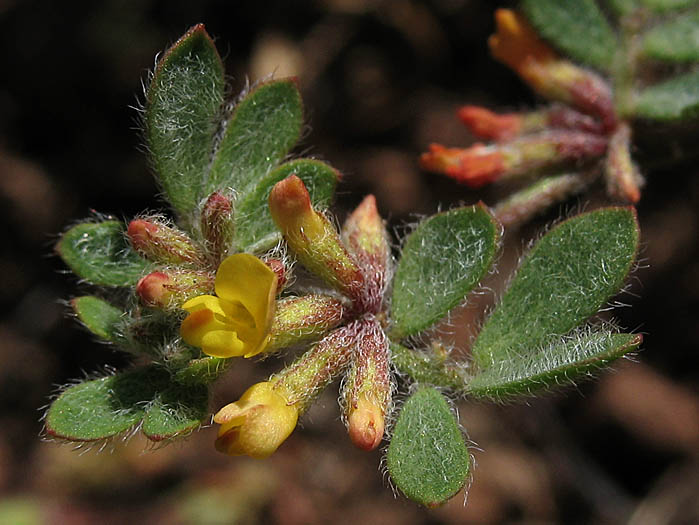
[
  {"x1": 605, "y1": 122, "x2": 643, "y2": 203},
  {"x1": 127, "y1": 218, "x2": 206, "y2": 267},
  {"x1": 342, "y1": 195, "x2": 391, "y2": 313},
  {"x1": 458, "y1": 105, "x2": 523, "y2": 141},
  {"x1": 422, "y1": 131, "x2": 607, "y2": 188},
  {"x1": 136, "y1": 272, "x2": 171, "y2": 307},
  {"x1": 136, "y1": 269, "x2": 214, "y2": 309},
  {"x1": 342, "y1": 317, "x2": 390, "y2": 452},
  {"x1": 269, "y1": 175, "x2": 364, "y2": 304},
  {"x1": 264, "y1": 258, "x2": 288, "y2": 293},
  {"x1": 201, "y1": 191, "x2": 235, "y2": 264},
  {"x1": 488, "y1": 9, "x2": 617, "y2": 131},
  {"x1": 348, "y1": 397, "x2": 385, "y2": 451},
  {"x1": 420, "y1": 143, "x2": 505, "y2": 188}
]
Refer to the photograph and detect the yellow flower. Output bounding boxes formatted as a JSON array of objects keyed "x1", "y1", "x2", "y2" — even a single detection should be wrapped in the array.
[
  {"x1": 179, "y1": 253, "x2": 277, "y2": 358},
  {"x1": 214, "y1": 381, "x2": 299, "y2": 458}
]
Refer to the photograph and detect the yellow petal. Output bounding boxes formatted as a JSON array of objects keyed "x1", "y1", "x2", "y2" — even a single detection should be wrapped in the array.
[
  {"x1": 200, "y1": 329, "x2": 246, "y2": 358},
  {"x1": 214, "y1": 254, "x2": 277, "y2": 351},
  {"x1": 181, "y1": 295, "x2": 226, "y2": 316},
  {"x1": 213, "y1": 382, "x2": 299, "y2": 458},
  {"x1": 180, "y1": 308, "x2": 232, "y2": 348}
]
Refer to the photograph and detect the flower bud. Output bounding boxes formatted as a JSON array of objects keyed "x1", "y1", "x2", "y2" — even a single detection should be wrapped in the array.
[
  {"x1": 604, "y1": 122, "x2": 643, "y2": 203},
  {"x1": 458, "y1": 104, "x2": 605, "y2": 142},
  {"x1": 341, "y1": 195, "x2": 392, "y2": 313},
  {"x1": 272, "y1": 320, "x2": 359, "y2": 412},
  {"x1": 421, "y1": 131, "x2": 607, "y2": 188},
  {"x1": 127, "y1": 218, "x2": 206, "y2": 267},
  {"x1": 269, "y1": 175, "x2": 364, "y2": 304},
  {"x1": 136, "y1": 269, "x2": 215, "y2": 309},
  {"x1": 266, "y1": 294, "x2": 345, "y2": 352},
  {"x1": 420, "y1": 143, "x2": 504, "y2": 188},
  {"x1": 348, "y1": 396, "x2": 385, "y2": 452},
  {"x1": 200, "y1": 191, "x2": 235, "y2": 264},
  {"x1": 458, "y1": 105, "x2": 526, "y2": 141},
  {"x1": 342, "y1": 316, "x2": 391, "y2": 451},
  {"x1": 214, "y1": 381, "x2": 299, "y2": 458},
  {"x1": 489, "y1": 9, "x2": 616, "y2": 131}
]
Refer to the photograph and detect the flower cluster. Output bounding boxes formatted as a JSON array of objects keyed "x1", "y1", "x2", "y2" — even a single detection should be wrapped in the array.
[
  {"x1": 420, "y1": 9, "x2": 643, "y2": 226},
  {"x1": 172, "y1": 175, "x2": 394, "y2": 458}
]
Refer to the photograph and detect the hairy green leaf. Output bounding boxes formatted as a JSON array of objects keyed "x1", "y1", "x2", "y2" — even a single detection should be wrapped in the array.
[
  {"x1": 146, "y1": 24, "x2": 225, "y2": 217},
  {"x1": 206, "y1": 79, "x2": 303, "y2": 201},
  {"x1": 46, "y1": 367, "x2": 168, "y2": 441},
  {"x1": 56, "y1": 221, "x2": 151, "y2": 286},
  {"x1": 522, "y1": 0, "x2": 617, "y2": 69},
  {"x1": 71, "y1": 296, "x2": 124, "y2": 342},
  {"x1": 642, "y1": 11, "x2": 699, "y2": 62},
  {"x1": 391, "y1": 204, "x2": 499, "y2": 339},
  {"x1": 472, "y1": 207, "x2": 639, "y2": 369},
  {"x1": 235, "y1": 159, "x2": 338, "y2": 253},
  {"x1": 635, "y1": 70, "x2": 699, "y2": 120},
  {"x1": 387, "y1": 387, "x2": 470, "y2": 507},
  {"x1": 469, "y1": 331, "x2": 642, "y2": 399},
  {"x1": 142, "y1": 383, "x2": 209, "y2": 441}
]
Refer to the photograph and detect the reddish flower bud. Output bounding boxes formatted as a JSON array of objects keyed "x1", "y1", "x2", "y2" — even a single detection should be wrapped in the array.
[
  {"x1": 136, "y1": 269, "x2": 215, "y2": 309},
  {"x1": 342, "y1": 195, "x2": 392, "y2": 313},
  {"x1": 200, "y1": 191, "x2": 235, "y2": 265},
  {"x1": 136, "y1": 272, "x2": 171, "y2": 307},
  {"x1": 488, "y1": 9, "x2": 617, "y2": 131},
  {"x1": 127, "y1": 218, "x2": 206, "y2": 267},
  {"x1": 458, "y1": 105, "x2": 523, "y2": 141},
  {"x1": 420, "y1": 143, "x2": 505, "y2": 188},
  {"x1": 342, "y1": 317, "x2": 391, "y2": 452},
  {"x1": 422, "y1": 131, "x2": 607, "y2": 188},
  {"x1": 269, "y1": 175, "x2": 364, "y2": 304}
]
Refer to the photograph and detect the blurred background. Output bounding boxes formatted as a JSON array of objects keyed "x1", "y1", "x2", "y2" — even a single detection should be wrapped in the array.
[{"x1": 1, "y1": 0, "x2": 698, "y2": 523}]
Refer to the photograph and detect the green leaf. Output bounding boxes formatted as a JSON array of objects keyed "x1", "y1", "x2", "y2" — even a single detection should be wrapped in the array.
[
  {"x1": 235, "y1": 159, "x2": 338, "y2": 252},
  {"x1": 146, "y1": 24, "x2": 225, "y2": 217},
  {"x1": 205, "y1": 79, "x2": 303, "y2": 200},
  {"x1": 142, "y1": 383, "x2": 209, "y2": 441},
  {"x1": 391, "y1": 204, "x2": 499, "y2": 339},
  {"x1": 56, "y1": 221, "x2": 151, "y2": 286},
  {"x1": 387, "y1": 387, "x2": 470, "y2": 507},
  {"x1": 471, "y1": 207, "x2": 639, "y2": 369},
  {"x1": 642, "y1": 10, "x2": 699, "y2": 62},
  {"x1": 635, "y1": 70, "x2": 699, "y2": 120},
  {"x1": 46, "y1": 367, "x2": 168, "y2": 441},
  {"x1": 522, "y1": 0, "x2": 617, "y2": 69},
  {"x1": 640, "y1": 0, "x2": 699, "y2": 12},
  {"x1": 469, "y1": 331, "x2": 642, "y2": 399},
  {"x1": 71, "y1": 296, "x2": 124, "y2": 342}
]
